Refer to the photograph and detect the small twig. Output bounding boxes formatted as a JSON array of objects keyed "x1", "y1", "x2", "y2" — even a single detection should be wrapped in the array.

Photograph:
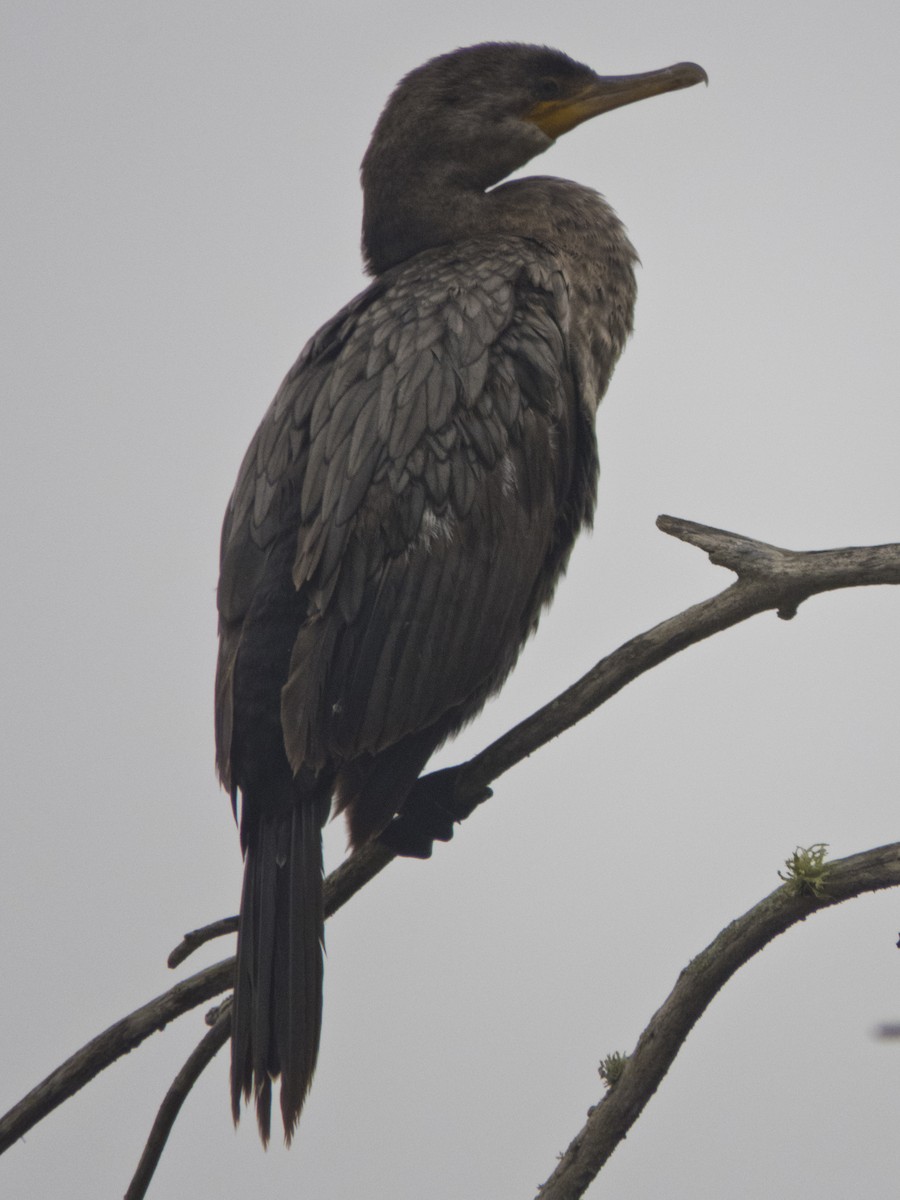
[
  {"x1": 166, "y1": 838, "x2": 394, "y2": 967},
  {"x1": 658, "y1": 516, "x2": 900, "y2": 617},
  {"x1": 124, "y1": 1002, "x2": 232, "y2": 1200},
  {"x1": 534, "y1": 841, "x2": 900, "y2": 1200},
  {"x1": 168, "y1": 918, "x2": 238, "y2": 968}
]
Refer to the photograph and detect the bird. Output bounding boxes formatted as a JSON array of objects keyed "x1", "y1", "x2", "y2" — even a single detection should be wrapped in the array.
[{"x1": 215, "y1": 41, "x2": 706, "y2": 1144}]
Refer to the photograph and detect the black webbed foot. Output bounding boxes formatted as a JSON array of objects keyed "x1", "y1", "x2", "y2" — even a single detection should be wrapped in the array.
[{"x1": 379, "y1": 767, "x2": 492, "y2": 858}]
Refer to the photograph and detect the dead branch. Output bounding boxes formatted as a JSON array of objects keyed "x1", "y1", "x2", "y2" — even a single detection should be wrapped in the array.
[
  {"x1": 168, "y1": 919, "x2": 238, "y2": 969},
  {"x1": 0, "y1": 838, "x2": 394, "y2": 1155},
  {"x1": 124, "y1": 1002, "x2": 232, "y2": 1200},
  {"x1": 534, "y1": 841, "x2": 900, "y2": 1200},
  {"x1": 454, "y1": 518, "x2": 900, "y2": 799},
  {"x1": 0, "y1": 957, "x2": 234, "y2": 1155}
]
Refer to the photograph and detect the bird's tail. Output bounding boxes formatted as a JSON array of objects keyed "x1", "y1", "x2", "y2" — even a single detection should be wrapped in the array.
[{"x1": 231, "y1": 800, "x2": 324, "y2": 1144}]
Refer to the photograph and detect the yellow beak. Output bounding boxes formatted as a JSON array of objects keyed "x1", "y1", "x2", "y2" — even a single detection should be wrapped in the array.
[{"x1": 526, "y1": 61, "x2": 708, "y2": 139}]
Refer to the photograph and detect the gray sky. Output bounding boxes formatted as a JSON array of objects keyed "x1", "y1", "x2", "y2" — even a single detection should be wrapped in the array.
[{"x1": 2, "y1": 1, "x2": 899, "y2": 1197}]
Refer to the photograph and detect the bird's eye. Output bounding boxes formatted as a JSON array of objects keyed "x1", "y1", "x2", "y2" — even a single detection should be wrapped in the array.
[{"x1": 535, "y1": 77, "x2": 562, "y2": 101}]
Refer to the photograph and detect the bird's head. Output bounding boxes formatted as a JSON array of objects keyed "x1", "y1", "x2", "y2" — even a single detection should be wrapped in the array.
[{"x1": 361, "y1": 42, "x2": 706, "y2": 272}]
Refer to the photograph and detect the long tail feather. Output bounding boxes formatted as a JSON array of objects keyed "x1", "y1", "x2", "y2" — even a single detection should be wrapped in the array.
[{"x1": 231, "y1": 801, "x2": 325, "y2": 1143}]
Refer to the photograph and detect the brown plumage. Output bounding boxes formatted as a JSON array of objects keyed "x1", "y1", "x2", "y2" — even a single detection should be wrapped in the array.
[{"x1": 215, "y1": 42, "x2": 706, "y2": 1142}]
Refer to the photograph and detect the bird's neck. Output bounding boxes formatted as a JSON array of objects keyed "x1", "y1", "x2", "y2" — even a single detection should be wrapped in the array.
[
  {"x1": 362, "y1": 173, "x2": 636, "y2": 287},
  {"x1": 362, "y1": 168, "x2": 486, "y2": 275}
]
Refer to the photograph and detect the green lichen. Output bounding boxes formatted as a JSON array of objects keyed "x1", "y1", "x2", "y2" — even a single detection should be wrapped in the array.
[
  {"x1": 598, "y1": 1051, "x2": 629, "y2": 1089},
  {"x1": 778, "y1": 843, "x2": 830, "y2": 898}
]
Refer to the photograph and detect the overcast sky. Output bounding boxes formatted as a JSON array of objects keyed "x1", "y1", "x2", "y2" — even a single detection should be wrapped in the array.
[{"x1": 2, "y1": 1, "x2": 899, "y2": 1197}]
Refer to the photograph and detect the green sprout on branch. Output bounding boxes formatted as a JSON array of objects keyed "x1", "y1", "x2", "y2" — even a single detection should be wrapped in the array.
[
  {"x1": 778, "y1": 843, "x2": 830, "y2": 898},
  {"x1": 599, "y1": 1051, "x2": 630, "y2": 1090}
]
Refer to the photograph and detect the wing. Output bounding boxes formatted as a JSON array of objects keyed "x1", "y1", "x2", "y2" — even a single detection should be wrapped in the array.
[
  {"x1": 215, "y1": 238, "x2": 598, "y2": 801},
  {"x1": 215, "y1": 278, "x2": 383, "y2": 792}
]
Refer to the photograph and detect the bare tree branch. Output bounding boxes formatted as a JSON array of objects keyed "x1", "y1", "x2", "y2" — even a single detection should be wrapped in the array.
[
  {"x1": 124, "y1": 1002, "x2": 232, "y2": 1200},
  {"x1": 2, "y1": 518, "x2": 897, "y2": 1174},
  {"x1": 0, "y1": 957, "x2": 234, "y2": 1154},
  {"x1": 0, "y1": 838, "x2": 395, "y2": 1155},
  {"x1": 452, "y1": 518, "x2": 900, "y2": 804},
  {"x1": 534, "y1": 841, "x2": 900, "y2": 1200},
  {"x1": 168, "y1": 920, "x2": 238, "y2": 969}
]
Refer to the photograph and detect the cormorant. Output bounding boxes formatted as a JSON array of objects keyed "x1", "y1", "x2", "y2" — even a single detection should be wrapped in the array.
[{"x1": 215, "y1": 42, "x2": 706, "y2": 1142}]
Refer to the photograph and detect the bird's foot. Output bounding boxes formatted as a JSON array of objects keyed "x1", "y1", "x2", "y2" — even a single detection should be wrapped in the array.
[{"x1": 379, "y1": 767, "x2": 492, "y2": 859}]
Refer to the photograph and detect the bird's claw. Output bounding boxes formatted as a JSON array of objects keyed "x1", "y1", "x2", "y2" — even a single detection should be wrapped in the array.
[{"x1": 378, "y1": 770, "x2": 493, "y2": 858}]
